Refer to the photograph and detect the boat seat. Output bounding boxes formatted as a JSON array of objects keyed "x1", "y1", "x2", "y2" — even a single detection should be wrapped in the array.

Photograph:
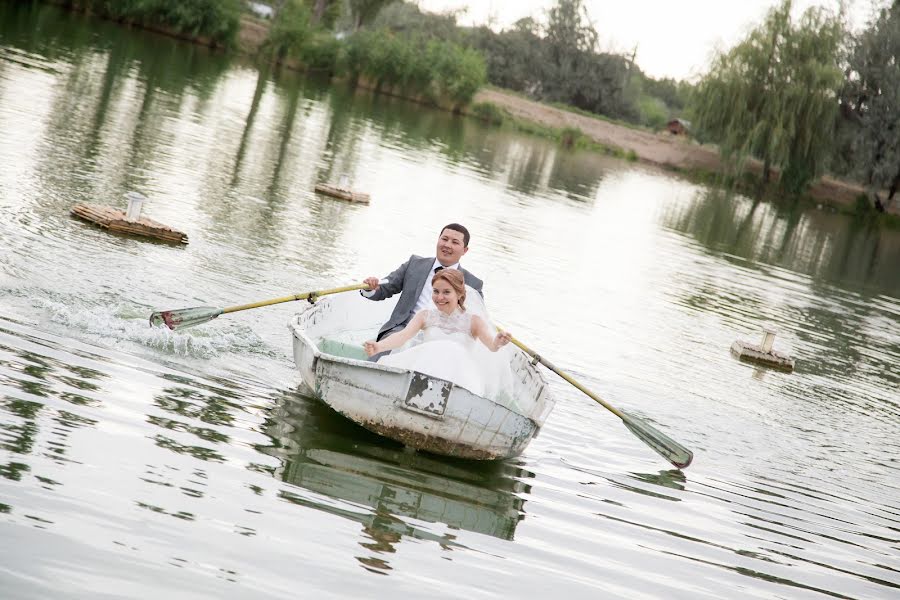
[{"x1": 318, "y1": 337, "x2": 368, "y2": 361}]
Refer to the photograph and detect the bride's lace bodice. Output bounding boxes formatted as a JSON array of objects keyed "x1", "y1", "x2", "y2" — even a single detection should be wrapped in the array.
[{"x1": 423, "y1": 309, "x2": 474, "y2": 342}]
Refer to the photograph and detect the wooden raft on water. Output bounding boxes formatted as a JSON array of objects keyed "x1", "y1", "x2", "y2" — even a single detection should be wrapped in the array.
[
  {"x1": 314, "y1": 183, "x2": 370, "y2": 204},
  {"x1": 730, "y1": 341, "x2": 795, "y2": 371},
  {"x1": 730, "y1": 325, "x2": 794, "y2": 372},
  {"x1": 70, "y1": 204, "x2": 188, "y2": 244}
]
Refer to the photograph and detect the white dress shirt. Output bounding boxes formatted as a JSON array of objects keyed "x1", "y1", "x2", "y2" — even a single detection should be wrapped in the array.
[
  {"x1": 361, "y1": 259, "x2": 460, "y2": 314},
  {"x1": 413, "y1": 260, "x2": 459, "y2": 313}
]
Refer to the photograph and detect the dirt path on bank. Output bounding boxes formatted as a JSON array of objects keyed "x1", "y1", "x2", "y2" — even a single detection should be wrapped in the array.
[
  {"x1": 475, "y1": 88, "x2": 722, "y2": 172},
  {"x1": 474, "y1": 88, "x2": 886, "y2": 212}
]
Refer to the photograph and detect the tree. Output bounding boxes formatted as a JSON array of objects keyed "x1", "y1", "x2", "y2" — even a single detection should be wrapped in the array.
[
  {"x1": 540, "y1": 0, "x2": 632, "y2": 119},
  {"x1": 541, "y1": 0, "x2": 597, "y2": 103},
  {"x1": 692, "y1": 0, "x2": 845, "y2": 193},
  {"x1": 466, "y1": 18, "x2": 544, "y2": 94},
  {"x1": 371, "y1": 1, "x2": 460, "y2": 40},
  {"x1": 347, "y1": 0, "x2": 396, "y2": 31},
  {"x1": 308, "y1": 0, "x2": 341, "y2": 28},
  {"x1": 839, "y1": 4, "x2": 900, "y2": 211},
  {"x1": 267, "y1": 0, "x2": 312, "y2": 59}
]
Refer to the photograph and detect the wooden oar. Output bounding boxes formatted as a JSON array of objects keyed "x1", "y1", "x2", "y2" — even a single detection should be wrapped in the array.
[
  {"x1": 149, "y1": 283, "x2": 370, "y2": 331},
  {"x1": 504, "y1": 333, "x2": 694, "y2": 469}
]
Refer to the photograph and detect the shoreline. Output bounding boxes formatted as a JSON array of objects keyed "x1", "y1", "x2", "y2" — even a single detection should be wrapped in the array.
[{"x1": 472, "y1": 88, "x2": 896, "y2": 217}]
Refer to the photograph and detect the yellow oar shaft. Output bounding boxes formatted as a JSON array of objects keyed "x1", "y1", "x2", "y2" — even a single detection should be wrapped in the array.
[
  {"x1": 508, "y1": 335, "x2": 625, "y2": 420},
  {"x1": 500, "y1": 328, "x2": 693, "y2": 469},
  {"x1": 221, "y1": 284, "x2": 369, "y2": 315}
]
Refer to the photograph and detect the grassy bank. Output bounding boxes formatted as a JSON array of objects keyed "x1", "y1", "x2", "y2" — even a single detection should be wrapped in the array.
[{"x1": 48, "y1": 0, "x2": 242, "y2": 47}]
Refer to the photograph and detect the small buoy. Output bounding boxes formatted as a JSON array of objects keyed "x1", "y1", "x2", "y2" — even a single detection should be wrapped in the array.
[
  {"x1": 314, "y1": 182, "x2": 370, "y2": 204},
  {"x1": 70, "y1": 196, "x2": 188, "y2": 245},
  {"x1": 731, "y1": 325, "x2": 794, "y2": 372}
]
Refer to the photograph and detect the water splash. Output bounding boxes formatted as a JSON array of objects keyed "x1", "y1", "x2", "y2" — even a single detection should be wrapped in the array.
[{"x1": 33, "y1": 296, "x2": 271, "y2": 359}]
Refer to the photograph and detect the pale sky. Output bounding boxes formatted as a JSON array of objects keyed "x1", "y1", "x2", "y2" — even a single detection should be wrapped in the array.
[{"x1": 417, "y1": 0, "x2": 890, "y2": 80}]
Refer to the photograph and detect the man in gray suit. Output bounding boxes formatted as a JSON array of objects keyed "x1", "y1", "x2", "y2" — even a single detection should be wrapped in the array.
[{"x1": 361, "y1": 223, "x2": 484, "y2": 356}]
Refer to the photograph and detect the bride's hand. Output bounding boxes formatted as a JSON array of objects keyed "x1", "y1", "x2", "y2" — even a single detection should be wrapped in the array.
[
  {"x1": 494, "y1": 331, "x2": 512, "y2": 349},
  {"x1": 363, "y1": 340, "x2": 380, "y2": 357}
]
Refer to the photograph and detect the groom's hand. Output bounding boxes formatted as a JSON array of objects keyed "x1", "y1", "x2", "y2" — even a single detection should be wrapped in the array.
[{"x1": 363, "y1": 277, "x2": 380, "y2": 291}]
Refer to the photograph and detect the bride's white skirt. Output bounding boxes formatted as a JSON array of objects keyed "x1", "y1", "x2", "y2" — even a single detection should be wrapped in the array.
[
  {"x1": 378, "y1": 337, "x2": 515, "y2": 404},
  {"x1": 379, "y1": 339, "x2": 486, "y2": 395}
]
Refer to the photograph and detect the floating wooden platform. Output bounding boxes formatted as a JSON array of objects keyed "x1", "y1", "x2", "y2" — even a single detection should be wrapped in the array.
[
  {"x1": 314, "y1": 183, "x2": 370, "y2": 204},
  {"x1": 730, "y1": 341, "x2": 795, "y2": 372},
  {"x1": 70, "y1": 204, "x2": 188, "y2": 244}
]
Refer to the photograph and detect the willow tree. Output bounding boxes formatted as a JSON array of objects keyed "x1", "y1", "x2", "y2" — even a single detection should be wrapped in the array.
[
  {"x1": 693, "y1": 0, "x2": 845, "y2": 193},
  {"x1": 840, "y1": 3, "x2": 900, "y2": 211}
]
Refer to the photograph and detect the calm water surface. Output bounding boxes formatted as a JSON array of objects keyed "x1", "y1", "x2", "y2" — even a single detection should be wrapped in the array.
[{"x1": 1, "y1": 4, "x2": 898, "y2": 599}]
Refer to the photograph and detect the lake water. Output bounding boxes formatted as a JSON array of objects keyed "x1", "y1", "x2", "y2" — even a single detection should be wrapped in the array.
[{"x1": 1, "y1": 4, "x2": 898, "y2": 599}]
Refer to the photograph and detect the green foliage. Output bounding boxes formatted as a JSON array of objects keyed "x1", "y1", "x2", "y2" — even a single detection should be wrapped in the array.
[
  {"x1": 371, "y1": 2, "x2": 459, "y2": 40},
  {"x1": 347, "y1": 0, "x2": 396, "y2": 30},
  {"x1": 541, "y1": 0, "x2": 632, "y2": 118},
  {"x1": 637, "y1": 95, "x2": 668, "y2": 130},
  {"x1": 642, "y1": 76, "x2": 690, "y2": 113},
  {"x1": 368, "y1": 0, "x2": 684, "y2": 126},
  {"x1": 466, "y1": 21, "x2": 544, "y2": 94},
  {"x1": 429, "y1": 40, "x2": 486, "y2": 105},
  {"x1": 343, "y1": 30, "x2": 485, "y2": 105},
  {"x1": 462, "y1": 1, "x2": 645, "y2": 123},
  {"x1": 300, "y1": 32, "x2": 342, "y2": 72},
  {"x1": 635, "y1": 73, "x2": 693, "y2": 129},
  {"x1": 692, "y1": 0, "x2": 845, "y2": 193},
  {"x1": 559, "y1": 126, "x2": 584, "y2": 149},
  {"x1": 307, "y1": 0, "x2": 341, "y2": 29},
  {"x1": 67, "y1": 0, "x2": 242, "y2": 46},
  {"x1": 470, "y1": 102, "x2": 504, "y2": 126},
  {"x1": 838, "y1": 4, "x2": 900, "y2": 210},
  {"x1": 267, "y1": 0, "x2": 313, "y2": 59},
  {"x1": 344, "y1": 29, "x2": 420, "y2": 88},
  {"x1": 854, "y1": 193, "x2": 874, "y2": 215}
]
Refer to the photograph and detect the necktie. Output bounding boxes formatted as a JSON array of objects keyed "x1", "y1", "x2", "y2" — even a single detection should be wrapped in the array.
[{"x1": 434, "y1": 266, "x2": 444, "y2": 273}]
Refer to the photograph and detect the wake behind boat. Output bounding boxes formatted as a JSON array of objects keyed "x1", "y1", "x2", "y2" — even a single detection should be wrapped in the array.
[{"x1": 288, "y1": 292, "x2": 556, "y2": 460}]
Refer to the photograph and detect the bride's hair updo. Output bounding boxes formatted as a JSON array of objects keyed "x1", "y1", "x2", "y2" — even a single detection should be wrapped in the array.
[{"x1": 432, "y1": 268, "x2": 466, "y2": 311}]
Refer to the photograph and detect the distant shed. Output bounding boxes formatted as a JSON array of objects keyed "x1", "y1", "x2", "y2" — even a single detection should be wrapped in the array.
[
  {"x1": 667, "y1": 118, "x2": 691, "y2": 136},
  {"x1": 247, "y1": 1, "x2": 274, "y2": 19}
]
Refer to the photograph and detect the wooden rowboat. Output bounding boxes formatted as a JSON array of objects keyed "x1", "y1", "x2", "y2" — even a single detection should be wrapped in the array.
[{"x1": 288, "y1": 293, "x2": 555, "y2": 460}]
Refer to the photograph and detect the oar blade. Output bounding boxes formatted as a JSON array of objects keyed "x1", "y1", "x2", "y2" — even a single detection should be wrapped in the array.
[
  {"x1": 621, "y1": 412, "x2": 693, "y2": 469},
  {"x1": 149, "y1": 307, "x2": 223, "y2": 331}
]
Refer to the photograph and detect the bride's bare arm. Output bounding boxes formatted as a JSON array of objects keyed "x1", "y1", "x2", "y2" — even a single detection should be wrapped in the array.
[
  {"x1": 471, "y1": 315, "x2": 512, "y2": 352},
  {"x1": 364, "y1": 311, "x2": 427, "y2": 357}
]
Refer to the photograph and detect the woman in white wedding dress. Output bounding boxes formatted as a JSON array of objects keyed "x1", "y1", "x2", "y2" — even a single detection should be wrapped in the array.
[{"x1": 363, "y1": 269, "x2": 514, "y2": 400}]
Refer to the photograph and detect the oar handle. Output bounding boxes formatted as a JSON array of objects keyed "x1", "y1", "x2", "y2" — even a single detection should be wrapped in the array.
[
  {"x1": 505, "y1": 334, "x2": 625, "y2": 420},
  {"x1": 221, "y1": 283, "x2": 371, "y2": 315}
]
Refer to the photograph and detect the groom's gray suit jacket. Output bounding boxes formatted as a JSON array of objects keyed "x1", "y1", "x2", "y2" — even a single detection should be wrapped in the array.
[{"x1": 368, "y1": 255, "x2": 484, "y2": 341}]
